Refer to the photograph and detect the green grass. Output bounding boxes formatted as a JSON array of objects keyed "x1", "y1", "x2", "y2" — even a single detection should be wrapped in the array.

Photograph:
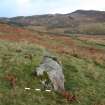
[
  {"x1": 61, "y1": 55, "x2": 105, "y2": 105},
  {"x1": 0, "y1": 40, "x2": 68, "y2": 105},
  {"x1": 78, "y1": 23, "x2": 105, "y2": 35},
  {"x1": 72, "y1": 36, "x2": 105, "y2": 50},
  {"x1": 0, "y1": 40, "x2": 105, "y2": 105}
]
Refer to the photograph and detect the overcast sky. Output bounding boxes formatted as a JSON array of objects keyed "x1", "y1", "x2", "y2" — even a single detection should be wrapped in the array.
[{"x1": 0, "y1": 0, "x2": 105, "y2": 17}]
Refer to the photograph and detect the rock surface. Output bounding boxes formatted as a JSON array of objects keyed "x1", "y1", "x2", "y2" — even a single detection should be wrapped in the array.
[{"x1": 35, "y1": 55, "x2": 65, "y2": 92}]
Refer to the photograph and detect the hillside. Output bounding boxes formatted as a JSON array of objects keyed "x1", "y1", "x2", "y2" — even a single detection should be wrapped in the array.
[
  {"x1": 0, "y1": 20, "x2": 105, "y2": 105},
  {"x1": 1, "y1": 10, "x2": 105, "y2": 35}
]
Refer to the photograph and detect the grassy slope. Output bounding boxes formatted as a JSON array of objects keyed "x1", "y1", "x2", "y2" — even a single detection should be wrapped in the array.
[
  {"x1": 72, "y1": 35, "x2": 105, "y2": 50},
  {"x1": 0, "y1": 22, "x2": 105, "y2": 105},
  {"x1": 0, "y1": 41, "x2": 68, "y2": 105},
  {"x1": 0, "y1": 40, "x2": 105, "y2": 105}
]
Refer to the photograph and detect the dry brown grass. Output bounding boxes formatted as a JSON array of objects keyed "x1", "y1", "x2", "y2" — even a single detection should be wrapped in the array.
[{"x1": 0, "y1": 22, "x2": 105, "y2": 62}]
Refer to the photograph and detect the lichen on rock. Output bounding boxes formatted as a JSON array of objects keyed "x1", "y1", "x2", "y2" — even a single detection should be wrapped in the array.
[{"x1": 33, "y1": 55, "x2": 65, "y2": 93}]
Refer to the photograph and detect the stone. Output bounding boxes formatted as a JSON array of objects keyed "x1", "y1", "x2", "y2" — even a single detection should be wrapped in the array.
[{"x1": 33, "y1": 55, "x2": 65, "y2": 93}]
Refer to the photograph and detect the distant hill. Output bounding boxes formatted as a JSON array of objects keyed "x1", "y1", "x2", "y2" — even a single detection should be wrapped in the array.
[
  {"x1": 1, "y1": 10, "x2": 105, "y2": 35},
  {"x1": 70, "y1": 10, "x2": 105, "y2": 23}
]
